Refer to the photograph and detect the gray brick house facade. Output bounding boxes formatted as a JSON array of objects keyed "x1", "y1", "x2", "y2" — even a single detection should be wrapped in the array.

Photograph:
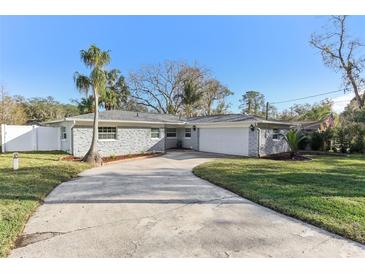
[{"x1": 47, "y1": 110, "x2": 293, "y2": 158}]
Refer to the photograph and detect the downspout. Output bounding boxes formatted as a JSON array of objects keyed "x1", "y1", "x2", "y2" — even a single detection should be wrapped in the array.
[
  {"x1": 164, "y1": 125, "x2": 166, "y2": 153},
  {"x1": 71, "y1": 120, "x2": 75, "y2": 155},
  {"x1": 257, "y1": 125, "x2": 261, "y2": 158}
]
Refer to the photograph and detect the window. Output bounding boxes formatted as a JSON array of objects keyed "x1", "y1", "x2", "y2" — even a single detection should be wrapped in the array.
[
  {"x1": 98, "y1": 127, "x2": 117, "y2": 140},
  {"x1": 185, "y1": 128, "x2": 191, "y2": 138},
  {"x1": 151, "y1": 128, "x2": 160, "y2": 139},
  {"x1": 166, "y1": 128, "x2": 177, "y2": 138},
  {"x1": 60, "y1": 127, "x2": 67, "y2": 139},
  {"x1": 272, "y1": 129, "x2": 280, "y2": 140}
]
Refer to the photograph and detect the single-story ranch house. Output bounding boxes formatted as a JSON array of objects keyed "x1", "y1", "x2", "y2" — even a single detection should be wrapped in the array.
[{"x1": 46, "y1": 110, "x2": 293, "y2": 157}]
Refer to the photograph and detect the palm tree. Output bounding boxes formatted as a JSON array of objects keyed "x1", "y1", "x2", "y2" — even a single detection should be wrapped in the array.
[
  {"x1": 101, "y1": 69, "x2": 130, "y2": 110},
  {"x1": 180, "y1": 80, "x2": 202, "y2": 117},
  {"x1": 72, "y1": 96, "x2": 95, "y2": 114},
  {"x1": 280, "y1": 129, "x2": 306, "y2": 158},
  {"x1": 74, "y1": 45, "x2": 111, "y2": 165}
]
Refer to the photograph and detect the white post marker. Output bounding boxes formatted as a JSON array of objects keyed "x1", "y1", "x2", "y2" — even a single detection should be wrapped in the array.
[{"x1": 13, "y1": 152, "x2": 19, "y2": 170}]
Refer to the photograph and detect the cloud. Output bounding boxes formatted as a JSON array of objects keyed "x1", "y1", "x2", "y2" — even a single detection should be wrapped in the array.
[{"x1": 332, "y1": 93, "x2": 354, "y2": 113}]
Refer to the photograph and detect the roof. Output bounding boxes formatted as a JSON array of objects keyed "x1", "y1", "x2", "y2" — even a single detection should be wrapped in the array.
[
  {"x1": 62, "y1": 110, "x2": 186, "y2": 124},
  {"x1": 187, "y1": 114, "x2": 260, "y2": 124},
  {"x1": 47, "y1": 110, "x2": 296, "y2": 126}
]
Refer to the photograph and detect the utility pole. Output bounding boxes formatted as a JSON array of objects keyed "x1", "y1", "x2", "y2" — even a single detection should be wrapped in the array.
[{"x1": 265, "y1": 102, "x2": 269, "y2": 120}]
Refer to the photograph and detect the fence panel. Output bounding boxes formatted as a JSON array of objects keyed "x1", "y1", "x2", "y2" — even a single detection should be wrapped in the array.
[
  {"x1": 1, "y1": 124, "x2": 60, "y2": 152},
  {"x1": 36, "y1": 126, "x2": 60, "y2": 151}
]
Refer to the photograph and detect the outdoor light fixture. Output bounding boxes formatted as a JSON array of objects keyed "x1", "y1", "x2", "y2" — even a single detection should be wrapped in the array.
[
  {"x1": 13, "y1": 152, "x2": 19, "y2": 170},
  {"x1": 250, "y1": 124, "x2": 255, "y2": 131},
  {"x1": 193, "y1": 125, "x2": 196, "y2": 131}
]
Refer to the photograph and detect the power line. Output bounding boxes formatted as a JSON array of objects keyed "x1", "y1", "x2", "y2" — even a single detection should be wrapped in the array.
[{"x1": 270, "y1": 89, "x2": 345, "y2": 105}]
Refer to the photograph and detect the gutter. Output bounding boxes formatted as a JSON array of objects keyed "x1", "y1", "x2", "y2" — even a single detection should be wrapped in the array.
[{"x1": 257, "y1": 126, "x2": 261, "y2": 158}]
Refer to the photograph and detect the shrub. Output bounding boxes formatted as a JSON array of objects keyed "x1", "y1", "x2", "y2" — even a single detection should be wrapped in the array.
[
  {"x1": 350, "y1": 135, "x2": 365, "y2": 153},
  {"x1": 298, "y1": 133, "x2": 310, "y2": 150},
  {"x1": 322, "y1": 128, "x2": 334, "y2": 151},
  {"x1": 349, "y1": 125, "x2": 365, "y2": 153},
  {"x1": 334, "y1": 127, "x2": 350, "y2": 153},
  {"x1": 280, "y1": 129, "x2": 306, "y2": 158},
  {"x1": 310, "y1": 131, "x2": 324, "y2": 151}
]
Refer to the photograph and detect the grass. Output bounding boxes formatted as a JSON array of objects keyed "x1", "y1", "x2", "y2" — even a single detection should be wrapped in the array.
[
  {"x1": 193, "y1": 155, "x2": 365, "y2": 244},
  {"x1": 0, "y1": 152, "x2": 89, "y2": 257}
]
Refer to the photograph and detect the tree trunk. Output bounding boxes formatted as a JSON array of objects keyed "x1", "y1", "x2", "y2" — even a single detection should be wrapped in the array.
[
  {"x1": 82, "y1": 88, "x2": 102, "y2": 166},
  {"x1": 346, "y1": 68, "x2": 364, "y2": 108}
]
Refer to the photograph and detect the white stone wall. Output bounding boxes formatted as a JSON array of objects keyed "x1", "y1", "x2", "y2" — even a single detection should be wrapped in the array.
[
  {"x1": 181, "y1": 127, "x2": 198, "y2": 150},
  {"x1": 48, "y1": 121, "x2": 73, "y2": 154},
  {"x1": 259, "y1": 128, "x2": 289, "y2": 156},
  {"x1": 72, "y1": 126, "x2": 165, "y2": 157},
  {"x1": 248, "y1": 128, "x2": 259, "y2": 157}
]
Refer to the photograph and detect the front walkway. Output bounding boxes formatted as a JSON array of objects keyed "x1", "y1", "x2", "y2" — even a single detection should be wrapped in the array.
[{"x1": 10, "y1": 151, "x2": 365, "y2": 257}]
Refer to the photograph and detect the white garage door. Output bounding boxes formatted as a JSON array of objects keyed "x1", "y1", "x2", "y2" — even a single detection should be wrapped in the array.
[{"x1": 199, "y1": 127, "x2": 249, "y2": 156}]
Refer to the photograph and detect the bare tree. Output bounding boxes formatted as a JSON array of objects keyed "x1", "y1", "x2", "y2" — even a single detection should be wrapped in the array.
[
  {"x1": 310, "y1": 16, "x2": 365, "y2": 108},
  {"x1": 200, "y1": 79, "x2": 232, "y2": 115},
  {"x1": 128, "y1": 61, "x2": 187, "y2": 114},
  {"x1": 128, "y1": 60, "x2": 231, "y2": 116}
]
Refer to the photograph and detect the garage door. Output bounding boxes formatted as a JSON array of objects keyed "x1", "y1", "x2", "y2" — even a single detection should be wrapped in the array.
[{"x1": 199, "y1": 127, "x2": 249, "y2": 156}]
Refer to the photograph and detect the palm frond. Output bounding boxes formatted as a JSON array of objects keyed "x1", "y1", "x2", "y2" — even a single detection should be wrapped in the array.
[
  {"x1": 80, "y1": 44, "x2": 111, "y2": 69},
  {"x1": 74, "y1": 72, "x2": 91, "y2": 95},
  {"x1": 280, "y1": 129, "x2": 306, "y2": 157},
  {"x1": 91, "y1": 68, "x2": 107, "y2": 93}
]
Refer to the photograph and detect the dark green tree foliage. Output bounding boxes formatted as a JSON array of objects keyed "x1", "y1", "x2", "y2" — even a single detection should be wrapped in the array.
[
  {"x1": 16, "y1": 96, "x2": 79, "y2": 122},
  {"x1": 179, "y1": 80, "x2": 203, "y2": 117},
  {"x1": 336, "y1": 98, "x2": 365, "y2": 153},
  {"x1": 334, "y1": 126, "x2": 351, "y2": 153},
  {"x1": 311, "y1": 131, "x2": 324, "y2": 151},
  {"x1": 239, "y1": 91, "x2": 265, "y2": 116},
  {"x1": 101, "y1": 69, "x2": 130, "y2": 110},
  {"x1": 278, "y1": 99, "x2": 333, "y2": 121}
]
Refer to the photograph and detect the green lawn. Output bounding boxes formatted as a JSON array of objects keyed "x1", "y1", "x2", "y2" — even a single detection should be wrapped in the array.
[
  {"x1": 193, "y1": 155, "x2": 365, "y2": 244},
  {"x1": 0, "y1": 152, "x2": 89, "y2": 257}
]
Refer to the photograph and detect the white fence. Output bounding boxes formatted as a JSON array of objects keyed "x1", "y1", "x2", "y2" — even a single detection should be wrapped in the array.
[{"x1": 1, "y1": 124, "x2": 61, "y2": 153}]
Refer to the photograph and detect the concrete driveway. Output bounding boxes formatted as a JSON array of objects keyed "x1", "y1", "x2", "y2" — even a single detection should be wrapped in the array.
[{"x1": 10, "y1": 151, "x2": 365, "y2": 257}]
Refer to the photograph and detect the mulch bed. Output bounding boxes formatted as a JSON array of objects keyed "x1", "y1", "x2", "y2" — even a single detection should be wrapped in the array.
[
  {"x1": 60, "y1": 152, "x2": 163, "y2": 163},
  {"x1": 102, "y1": 152, "x2": 162, "y2": 163},
  {"x1": 262, "y1": 152, "x2": 312, "y2": 161},
  {"x1": 59, "y1": 155, "x2": 81, "y2": 161}
]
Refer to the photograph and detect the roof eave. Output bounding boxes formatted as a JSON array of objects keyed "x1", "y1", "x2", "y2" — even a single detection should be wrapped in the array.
[
  {"x1": 66, "y1": 118, "x2": 186, "y2": 125},
  {"x1": 256, "y1": 120, "x2": 297, "y2": 126},
  {"x1": 44, "y1": 118, "x2": 67, "y2": 124}
]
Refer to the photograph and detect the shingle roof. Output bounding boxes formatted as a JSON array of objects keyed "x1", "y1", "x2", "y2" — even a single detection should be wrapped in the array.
[
  {"x1": 63, "y1": 110, "x2": 295, "y2": 125},
  {"x1": 187, "y1": 114, "x2": 260, "y2": 124},
  {"x1": 67, "y1": 110, "x2": 186, "y2": 123}
]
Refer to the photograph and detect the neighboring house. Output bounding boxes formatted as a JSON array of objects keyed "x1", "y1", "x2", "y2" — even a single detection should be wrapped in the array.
[
  {"x1": 301, "y1": 113, "x2": 335, "y2": 133},
  {"x1": 46, "y1": 110, "x2": 294, "y2": 157}
]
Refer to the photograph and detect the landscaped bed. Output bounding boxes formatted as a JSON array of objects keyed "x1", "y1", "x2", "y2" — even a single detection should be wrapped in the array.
[
  {"x1": 193, "y1": 155, "x2": 365, "y2": 244},
  {"x1": 0, "y1": 152, "x2": 89, "y2": 257},
  {"x1": 60, "y1": 151, "x2": 163, "y2": 164}
]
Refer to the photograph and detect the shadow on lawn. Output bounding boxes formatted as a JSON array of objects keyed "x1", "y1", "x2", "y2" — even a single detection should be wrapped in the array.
[{"x1": 0, "y1": 164, "x2": 84, "y2": 201}]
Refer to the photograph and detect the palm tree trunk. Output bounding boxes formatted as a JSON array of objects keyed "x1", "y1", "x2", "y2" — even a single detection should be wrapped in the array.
[{"x1": 82, "y1": 88, "x2": 102, "y2": 166}]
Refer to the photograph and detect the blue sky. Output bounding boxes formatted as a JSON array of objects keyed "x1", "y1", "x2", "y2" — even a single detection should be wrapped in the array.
[{"x1": 1, "y1": 16, "x2": 365, "y2": 112}]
